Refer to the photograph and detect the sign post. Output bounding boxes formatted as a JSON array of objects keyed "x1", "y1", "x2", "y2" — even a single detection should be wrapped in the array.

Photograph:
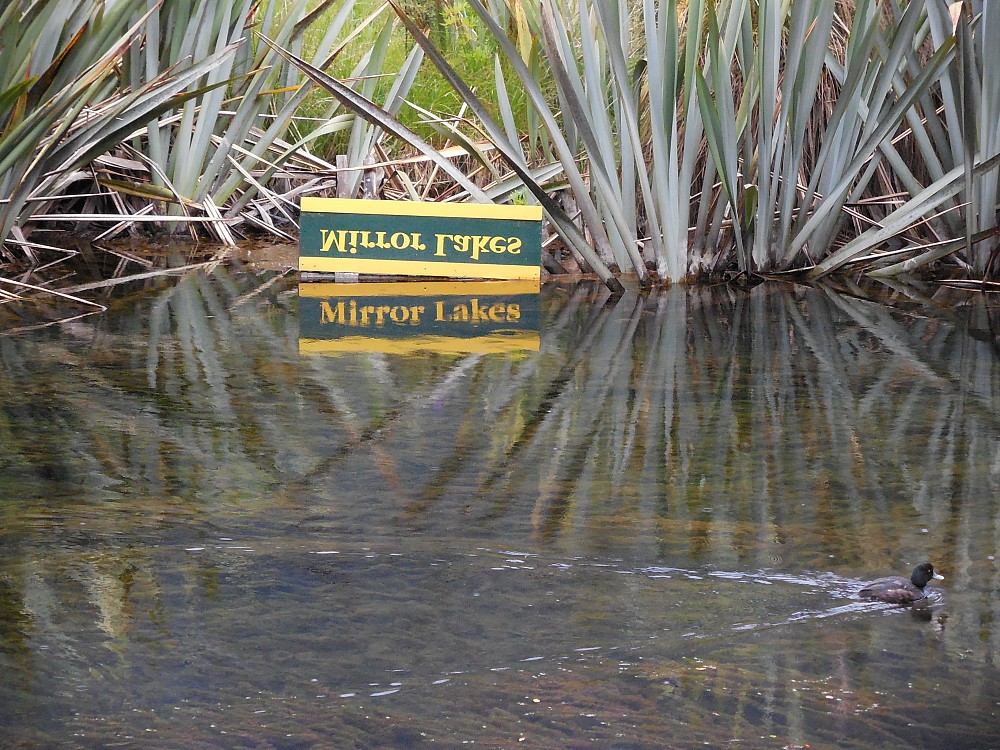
[{"x1": 299, "y1": 198, "x2": 543, "y2": 282}]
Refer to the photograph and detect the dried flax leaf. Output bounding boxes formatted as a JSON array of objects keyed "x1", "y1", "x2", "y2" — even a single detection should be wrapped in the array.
[
  {"x1": 62, "y1": 261, "x2": 223, "y2": 293},
  {"x1": 0, "y1": 275, "x2": 106, "y2": 309}
]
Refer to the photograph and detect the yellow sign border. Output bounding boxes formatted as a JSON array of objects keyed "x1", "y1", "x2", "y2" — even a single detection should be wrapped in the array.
[
  {"x1": 298, "y1": 280, "x2": 540, "y2": 298},
  {"x1": 299, "y1": 333, "x2": 540, "y2": 355},
  {"x1": 301, "y1": 197, "x2": 543, "y2": 222},
  {"x1": 299, "y1": 256, "x2": 540, "y2": 281}
]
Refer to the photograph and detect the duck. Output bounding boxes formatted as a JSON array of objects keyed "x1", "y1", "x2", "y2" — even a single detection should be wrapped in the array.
[{"x1": 858, "y1": 562, "x2": 943, "y2": 604}]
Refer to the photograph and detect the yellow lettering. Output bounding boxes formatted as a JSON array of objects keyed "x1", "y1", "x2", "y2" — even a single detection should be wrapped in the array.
[
  {"x1": 507, "y1": 303, "x2": 521, "y2": 322},
  {"x1": 451, "y1": 304, "x2": 469, "y2": 322},
  {"x1": 489, "y1": 236, "x2": 507, "y2": 254},
  {"x1": 469, "y1": 235, "x2": 490, "y2": 261},
  {"x1": 477, "y1": 299, "x2": 505, "y2": 323},
  {"x1": 412, "y1": 233, "x2": 426, "y2": 251},
  {"x1": 320, "y1": 229, "x2": 352, "y2": 253},
  {"x1": 361, "y1": 231, "x2": 391, "y2": 249},
  {"x1": 320, "y1": 300, "x2": 433, "y2": 327},
  {"x1": 507, "y1": 236, "x2": 522, "y2": 255},
  {"x1": 320, "y1": 301, "x2": 345, "y2": 324},
  {"x1": 435, "y1": 234, "x2": 452, "y2": 257},
  {"x1": 390, "y1": 232, "x2": 411, "y2": 250}
]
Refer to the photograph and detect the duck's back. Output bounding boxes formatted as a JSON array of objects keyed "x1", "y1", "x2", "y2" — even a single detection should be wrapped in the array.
[{"x1": 859, "y1": 575, "x2": 924, "y2": 603}]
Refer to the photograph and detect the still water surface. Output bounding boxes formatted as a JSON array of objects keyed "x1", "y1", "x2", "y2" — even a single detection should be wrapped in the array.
[{"x1": 1, "y1": 269, "x2": 999, "y2": 748}]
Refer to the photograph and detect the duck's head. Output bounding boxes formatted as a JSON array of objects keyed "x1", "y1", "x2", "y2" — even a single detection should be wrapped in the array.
[{"x1": 911, "y1": 562, "x2": 944, "y2": 588}]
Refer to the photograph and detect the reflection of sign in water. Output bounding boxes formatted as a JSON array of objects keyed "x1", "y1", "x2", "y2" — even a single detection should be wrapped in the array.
[
  {"x1": 299, "y1": 198, "x2": 542, "y2": 281},
  {"x1": 299, "y1": 281, "x2": 540, "y2": 354}
]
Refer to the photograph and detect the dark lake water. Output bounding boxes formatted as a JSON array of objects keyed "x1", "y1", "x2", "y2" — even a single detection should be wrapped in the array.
[{"x1": 1, "y1": 266, "x2": 999, "y2": 748}]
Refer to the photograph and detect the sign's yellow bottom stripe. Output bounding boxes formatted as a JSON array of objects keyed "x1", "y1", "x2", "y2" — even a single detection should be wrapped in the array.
[
  {"x1": 299, "y1": 280, "x2": 540, "y2": 297},
  {"x1": 299, "y1": 334, "x2": 540, "y2": 355},
  {"x1": 299, "y1": 257, "x2": 541, "y2": 281}
]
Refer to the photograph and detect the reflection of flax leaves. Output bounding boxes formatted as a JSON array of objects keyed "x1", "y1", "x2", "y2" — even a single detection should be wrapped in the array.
[
  {"x1": 33, "y1": 276, "x2": 1000, "y2": 546},
  {"x1": 402, "y1": 409, "x2": 481, "y2": 517},
  {"x1": 477, "y1": 294, "x2": 645, "y2": 514},
  {"x1": 290, "y1": 355, "x2": 485, "y2": 495}
]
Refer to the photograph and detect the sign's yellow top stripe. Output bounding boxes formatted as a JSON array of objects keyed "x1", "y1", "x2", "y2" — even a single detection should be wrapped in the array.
[{"x1": 301, "y1": 197, "x2": 543, "y2": 222}]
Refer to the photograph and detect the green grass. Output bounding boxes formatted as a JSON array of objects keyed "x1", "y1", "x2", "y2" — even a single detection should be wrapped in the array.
[{"x1": 283, "y1": 0, "x2": 536, "y2": 157}]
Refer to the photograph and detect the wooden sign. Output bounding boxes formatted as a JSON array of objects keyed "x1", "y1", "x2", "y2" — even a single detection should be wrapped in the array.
[
  {"x1": 299, "y1": 197, "x2": 542, "y2": 282},
  {"x1": 298, "y1": 280, "x2": 540, "y2": 354}
]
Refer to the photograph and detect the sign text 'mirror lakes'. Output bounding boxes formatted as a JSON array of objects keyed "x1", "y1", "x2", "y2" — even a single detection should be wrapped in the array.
[
  {"x1": 319, "y1": 229, "x2": 523, "y2": 262},
  {"x1": 320, "y1": 298, "x2": 522, "y2": 327}
]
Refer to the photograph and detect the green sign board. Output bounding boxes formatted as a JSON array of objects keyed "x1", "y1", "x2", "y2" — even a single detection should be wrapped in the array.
[
  {"x1": 299, "y1": 280, "x2": 540, "y2": 354},
  {"x1": 299, "y1": 197, "x2": 542, "y2": 282}
]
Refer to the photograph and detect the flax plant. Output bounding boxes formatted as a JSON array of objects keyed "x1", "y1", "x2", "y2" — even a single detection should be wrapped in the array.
[
  {"x1": 0, "y1": 0, "x2": 410, "y2": 259},
  {"x1": 843, "y1": 1, "x2": 1000, "y2": 278},
  {"x1": 0, "y1": 0, "x2": 238, "y2": 252},
  {"x1": 115, "y1": 0, "x2": 384, "y2": 241},
  {"x1": 402, "y1": 0, "x2": 1000, "y2": 284},
  {"x1": 7, "y1": 0, "x2": 1000, "y2": 291}
]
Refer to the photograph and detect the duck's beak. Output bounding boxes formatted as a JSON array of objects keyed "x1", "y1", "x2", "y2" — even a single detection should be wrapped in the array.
[{"x1": 933, "y1": 572, "x2": 944, "y2": 580}]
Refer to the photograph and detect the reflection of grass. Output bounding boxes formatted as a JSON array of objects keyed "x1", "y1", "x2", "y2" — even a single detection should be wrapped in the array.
[{"x1": 286, "y1": 0, "x2": 531, "y2": 155}]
